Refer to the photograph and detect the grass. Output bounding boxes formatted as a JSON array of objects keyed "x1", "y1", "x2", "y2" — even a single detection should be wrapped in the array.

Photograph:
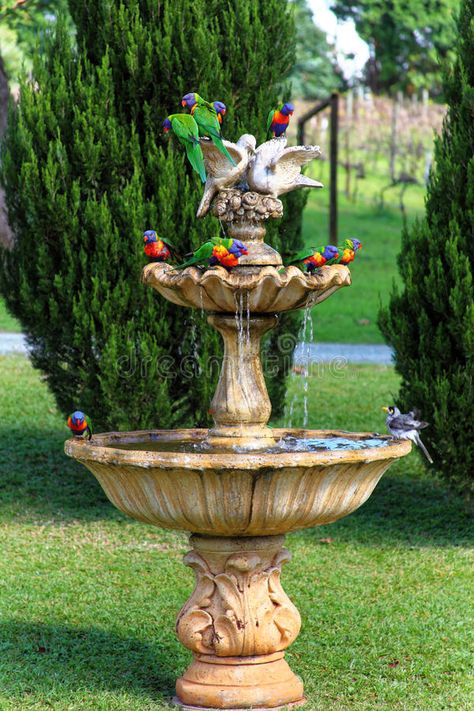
[
  {"x1": 296, "y1": 159, "x2": 426, "y2": 344},
  {"x1": 0, "y1": 354, "x2": 472, "y2": 710},
  {"x1": 0, "y1": 299, "x2": 20, "y2": 332}
]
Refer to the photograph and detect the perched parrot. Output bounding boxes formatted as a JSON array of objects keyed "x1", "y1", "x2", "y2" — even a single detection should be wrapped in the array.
[
  {"x1": 285, "y1": 244, "x2": 339, "y2": 273},
  {"x1": 162, "y1": 114, "x2": 207, "y2": 183},
  {"x1": 143, "y1": 230, "x2": 174, "y2": 262},
  {"x1": 67, "y1": 411, "x2": 92, "y2": 440},
  {"x1": 181, "y1": 93, "x2": 236, "y2": 165},
  {"x1": 208, "y1": 238, "x2": 248, "y2": 268},
  {"x1": 213, "y1": 101, "x2": 227, "y2": 125},
  {"x1": 266, "y1": 102, "x2": 295, "y2": 139},
  {"x1": 174, "y1": 237, "x2": 247, "y2": 270}
]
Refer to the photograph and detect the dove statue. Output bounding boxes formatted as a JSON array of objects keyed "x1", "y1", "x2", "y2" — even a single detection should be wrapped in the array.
[
  {"x1": 247, "y1": 136, "x2": 323, "y2": 198},
  {"x1": 196, "y1": 134, "x2": 257, "y2": 218}
]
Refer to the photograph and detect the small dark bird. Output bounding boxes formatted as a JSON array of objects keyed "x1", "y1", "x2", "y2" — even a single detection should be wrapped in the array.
[{"x1": 383, "y1": 406, "x2": 433, "y2": 463}]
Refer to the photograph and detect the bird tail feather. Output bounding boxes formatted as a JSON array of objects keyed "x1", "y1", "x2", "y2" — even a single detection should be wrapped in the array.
[
  {"x1": 186, "y1": 144, "x2": 207, "y2": 183},
  {"x1": 415, "y1": 433, "x2": 433, "y2": 464},
  {"x1": 208, "y1": 131, "x2": 236, "y2": 166}
]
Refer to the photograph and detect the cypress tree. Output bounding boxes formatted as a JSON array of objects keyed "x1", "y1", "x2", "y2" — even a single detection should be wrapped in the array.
[
  {"x1": 378, "y1": 0, "x2": 474, "y2": 497},
  {"x1": 1, "y1": 0, "x2": 300, "y2": 430}
]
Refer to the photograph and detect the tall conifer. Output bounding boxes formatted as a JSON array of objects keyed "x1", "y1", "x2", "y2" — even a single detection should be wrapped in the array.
[
  {"x1": 379, "y1": 0, "x2": 474, "y2": 496},
  {"x1": 1, "y1": 0, "x2": 300, "y2": 429}
]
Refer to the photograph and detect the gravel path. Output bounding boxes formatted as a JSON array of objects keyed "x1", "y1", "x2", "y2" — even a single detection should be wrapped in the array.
[{"x1": 1, "y1": 333, "x2": 394, "y2": 364}]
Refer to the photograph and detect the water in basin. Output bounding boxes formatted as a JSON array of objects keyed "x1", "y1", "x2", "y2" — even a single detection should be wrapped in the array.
[{"x1": 111, "y1": 434, "x2": 390, "y2": 454}]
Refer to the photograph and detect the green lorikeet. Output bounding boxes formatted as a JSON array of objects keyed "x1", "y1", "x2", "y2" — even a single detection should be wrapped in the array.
[
  {"x1": 181, "y1": 93, "x2": 236, "y2": 166},
  {"x1": 163, "y1": 114, "x2": 207, "y2": 183}
]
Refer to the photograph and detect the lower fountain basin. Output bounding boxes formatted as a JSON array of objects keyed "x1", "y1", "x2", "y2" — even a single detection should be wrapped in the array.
[{"x1": 65, "y1": 429, "x2": 410, "y2": 537}]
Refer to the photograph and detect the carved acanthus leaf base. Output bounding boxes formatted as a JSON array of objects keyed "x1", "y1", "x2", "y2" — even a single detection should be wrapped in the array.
[
  {"x1": 175, "y1": 534, "x2": 304, "y2": 708},
  {"x1": 176, "y1": 535, "x2": 301, "y2": 657}
]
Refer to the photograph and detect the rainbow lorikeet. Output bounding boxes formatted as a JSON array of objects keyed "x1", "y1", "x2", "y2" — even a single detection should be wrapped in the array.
[
  {"x1": 213, "y1": 101, "x2": 227, "y2": 125},
  {"x1": 266, "y1": 102, "x2": 295, "y2": 139},
  {"x1": 163, "y1": 114, "x2": 207, "y2": 183},
  {"x1": 285, "y1": 244, "x2": 339, "y2": 273},
  {"x1": 67, "y1": 411, "x2": 92, "y2": 440},
  {"x1": 345, "y1": 238, "x2": 362, "y2": 252},
  {"x1": 181, "y1": 93, "x2": 236, "y2": 166},
  {"x1": 174, "y1": 237, "x2": 247, "y2": 270},
  {"x1": 208, "y1": 238, "x2": 248, "y2": 268},
  {"x1": 143, "y1": 230, "x2": 174, "y2": 262}
]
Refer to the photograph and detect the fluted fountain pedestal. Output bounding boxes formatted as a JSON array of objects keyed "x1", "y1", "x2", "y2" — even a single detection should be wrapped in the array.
[{"x1": 175, "y1": 535, "x2": 305, "y2": 710}]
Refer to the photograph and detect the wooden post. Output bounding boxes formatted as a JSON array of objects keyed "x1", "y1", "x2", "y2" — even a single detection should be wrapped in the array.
[{"x1": 329, "y1": 92, "x2": 339, "y2": 246}]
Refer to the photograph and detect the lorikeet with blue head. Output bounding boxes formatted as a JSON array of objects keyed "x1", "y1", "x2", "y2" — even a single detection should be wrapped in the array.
[
  {"x1": 163, "y1": 114, "x2": 207, "y2": 183},
  {"x1": 174, "y1": 237, "x2": 247, "y2": 270},
  {"x1": 67, "y1": 411, "x2": 92, "y2": 440},
  {"x1": 213, "y1": 101, "x2": 227, "y2": 125},
  {"x1": 143, "y1": 230, "x2": 175, "y2": 262},
  {"x1": 181, "y1": 93, "x2": 236, "y2": 166},
  {"x1": 266, "y1": 102, "x2": 295, "y2": 139},
  {"x1": 285, "y1": 244, "x2": 339, "y2": 273}
]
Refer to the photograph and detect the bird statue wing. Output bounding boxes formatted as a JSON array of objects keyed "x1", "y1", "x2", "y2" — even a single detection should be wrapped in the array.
[
  {"x1": 196, "y1": 136, "x2": 256, "y2": 219},
  {"x1": 271, "y1": 145, "x2": 322, "y2": 177},
  {"x1": 199, "y1": 139, "x2": 246, "y2": 179},
  {"x1": 247, "y1": 140, "x2": 323, "y2": 197}
]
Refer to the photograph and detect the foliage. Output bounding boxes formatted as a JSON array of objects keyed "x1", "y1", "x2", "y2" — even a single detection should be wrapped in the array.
[
  {"x1": 332, "y1": 0, "x2": 457, "y2": 95},
  {"x1": 289, "y1": 0, "x2": 342, "y2": 99},
  {"x1": 0, "y1": 0, "x2": 300, "y2": 431},
  {"x1": 379, "y1": 0, "x2": 474, "y2": 497}
]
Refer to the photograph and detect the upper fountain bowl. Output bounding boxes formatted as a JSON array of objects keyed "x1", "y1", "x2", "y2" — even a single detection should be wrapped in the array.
[{"x1": 142, "y1": 262, "x2": 351, "y2": 313}]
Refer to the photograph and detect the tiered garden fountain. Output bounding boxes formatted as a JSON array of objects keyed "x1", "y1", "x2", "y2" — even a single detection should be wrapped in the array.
[{"x1": 66, "y1": 132, "x2": 411, "y2": 710}]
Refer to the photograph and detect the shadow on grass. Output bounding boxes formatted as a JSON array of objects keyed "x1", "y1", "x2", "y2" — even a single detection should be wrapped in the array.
[
  {"x1": 0, "y1": 427, "x2": 116, "y2": 523},
  {"x1": 0, "y1": 620, "x2": 181, "y2": 707},
  {"x1": 1, "y1": 428, "x2": 473, "y2": 547}
]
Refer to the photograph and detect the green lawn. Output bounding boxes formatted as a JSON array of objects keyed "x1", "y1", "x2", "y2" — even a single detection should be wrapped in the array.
[
  {"x1": 0, "y1": 355, "x2": 472, "y2": 710},
  {"x1": 0, "y1": 299, "x2": 20, "y2": 332},
  {"x1": 300, "y1": 160, "x2": 426, "y2": 343}
]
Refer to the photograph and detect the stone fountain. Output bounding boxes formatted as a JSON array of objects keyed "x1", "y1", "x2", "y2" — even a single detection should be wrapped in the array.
[{"x1": 65, "y1": 133, "x2": 411, "y2": 710}]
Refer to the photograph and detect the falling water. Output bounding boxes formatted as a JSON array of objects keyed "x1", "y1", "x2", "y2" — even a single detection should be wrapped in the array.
[
  {"x1": 284, "y1": 307, "x2": 314, "y2": 428},
  {"x1": 302, "y1": 308, "x2": 314, "y2": 428}
]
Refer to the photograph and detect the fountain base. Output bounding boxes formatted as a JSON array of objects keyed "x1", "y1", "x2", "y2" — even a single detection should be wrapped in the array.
[
  {"x1": 175, "y1": 652, "x2": 305, "y2": 710},
  {"x1": 174, "y1": 535, "x2": 304, "y2": 710}
]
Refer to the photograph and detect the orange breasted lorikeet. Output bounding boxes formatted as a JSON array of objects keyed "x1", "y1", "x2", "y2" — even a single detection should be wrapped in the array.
[
  {"x1": 143, "y1": 230, "x2": 174, "y2": 262},
  {"x1": 67, "y1": 411, "x2": 92, "y2": 440},
  {"x1": 266, "y1": 102, "x2": 295, "y2": 139},
  {"x1": 174, "y1": 237, "x2": 247, "y2": 270},
  {"x1": 285, "y1": 244, "x2": 339, "y2": 273},
  {"x1": 163, "y1": 114, "x2": 207, "y2": 183},
  {"x1": 181, "y1": 93, "x2": 236, "y2": 165}
]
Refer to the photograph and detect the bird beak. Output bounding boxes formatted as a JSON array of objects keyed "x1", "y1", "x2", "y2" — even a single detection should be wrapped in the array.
[
  {"x1": 163, "y1": 127, "x2": 169, "y2": 133},
  {"x1": 382, "y1": 407, "x2": 389, "y2": 413},
  {"x1": 181, "y1": 100, "x2": 187, "y2": 107}
]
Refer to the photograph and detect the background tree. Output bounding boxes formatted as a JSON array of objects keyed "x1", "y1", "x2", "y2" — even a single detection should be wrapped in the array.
[
  {"x1": 332, "y1": 0, "x2": 457, "y2": 95},
  {"x1": 290, "y1": 0, "x2": 343, "y2": 99},
  {"x1": 1, "y1": 0, "x2": 301, "y2": 430},
  {"x1": 378, "y1": 0, "x2": 474, "y2": 497}
]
